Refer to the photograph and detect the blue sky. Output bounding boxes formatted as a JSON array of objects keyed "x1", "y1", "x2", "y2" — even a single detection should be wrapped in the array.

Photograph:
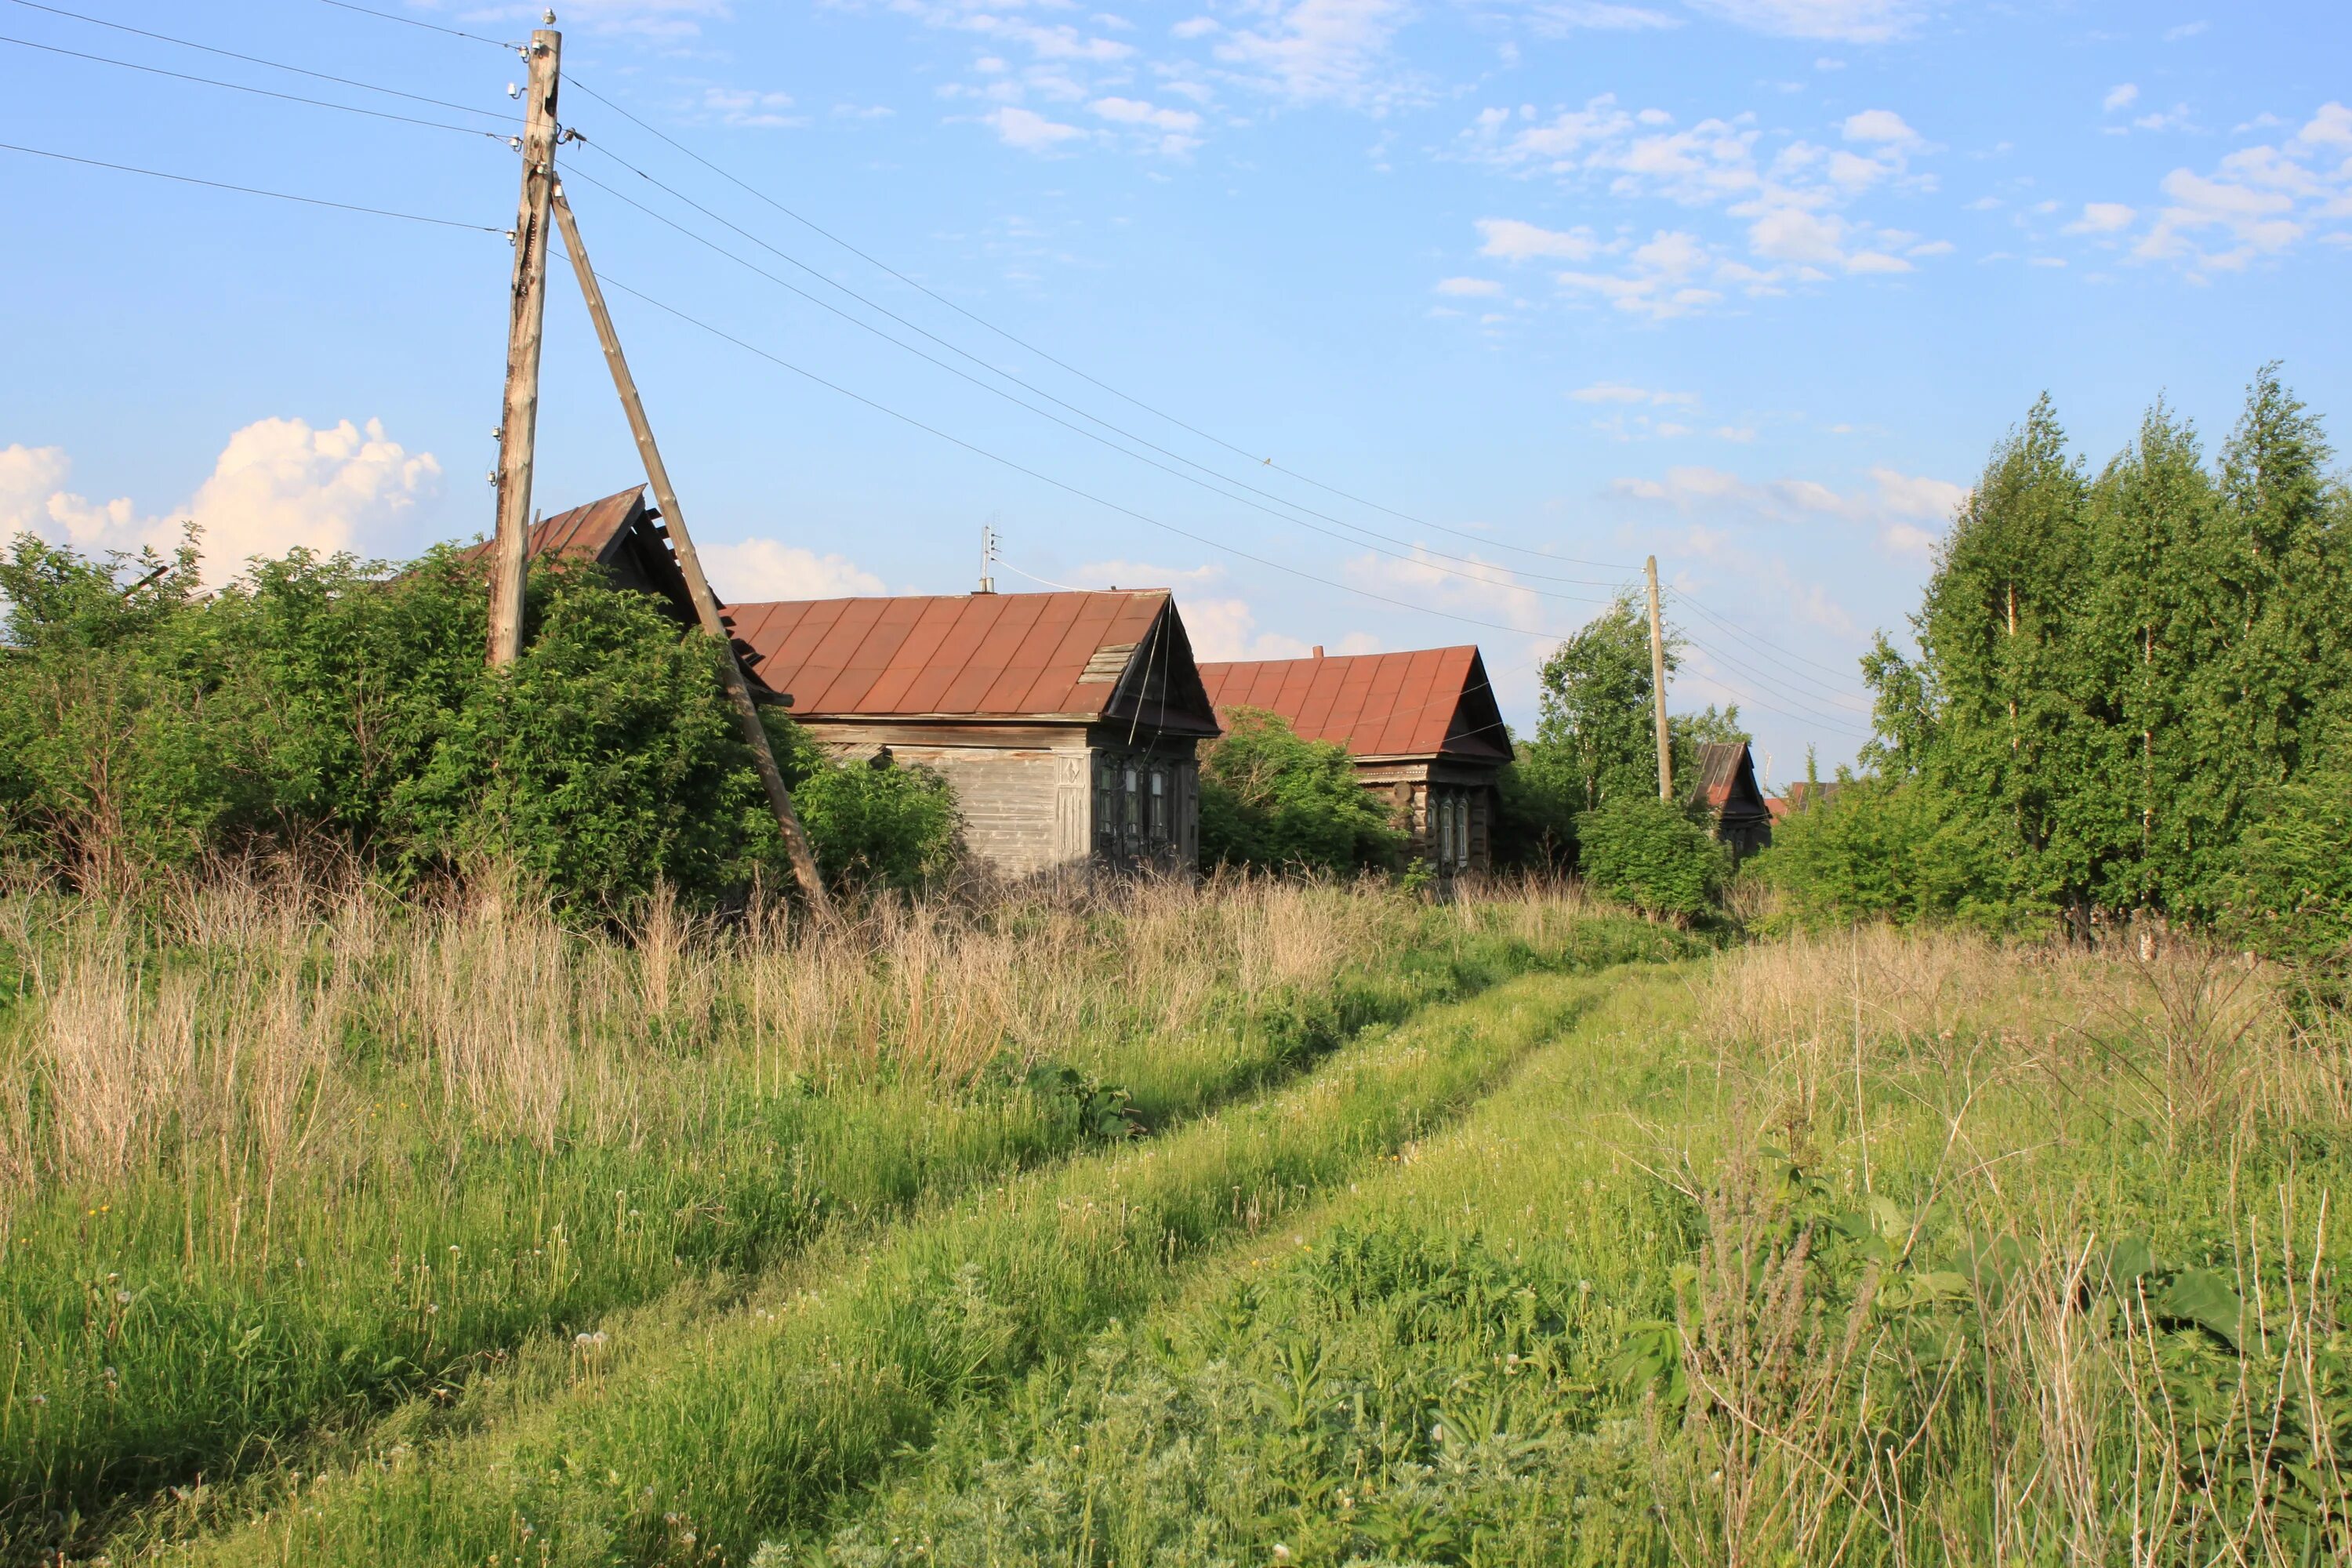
[{"x1": 4, "y1": 0, "x2": 2347, "y2": 778}]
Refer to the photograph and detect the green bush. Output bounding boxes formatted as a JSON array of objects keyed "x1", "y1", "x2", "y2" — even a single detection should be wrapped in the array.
[
  {"x1": 0, "y1": 534, "x2": 957, "y2": 905},
  {"x1": 1199, "y1": 707, "x2": 1403, "y2": 875},
  {"x1": 1759, "y1": 777, "x2": 2024, "y2": 932},
  {"x1": 781, "y1": 739, "x2": 960, "y2": 895},
  {"x1": 2230, "y1": 759, "x2": 2352, "y2": 967},
  {"x1": 1573, "y1": 795, "x2": 1727, "y2": 921}
]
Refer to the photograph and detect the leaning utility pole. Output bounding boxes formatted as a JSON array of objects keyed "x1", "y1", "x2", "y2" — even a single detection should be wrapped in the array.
[
  {"x1": 1645, "y1": 554, "x2": 1672, "y2": 801},
  {"x1": 549, "y1": 184, "x2": 833, "y2": 914},
  {"x1": 487, "y1": 22, "x2": 562, "y2": 666}
]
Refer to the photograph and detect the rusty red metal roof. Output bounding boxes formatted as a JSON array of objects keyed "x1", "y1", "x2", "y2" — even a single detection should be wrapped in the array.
[
  {"x1": 458, "y1": 487, "x2": 649, "y2": 570},
  {"x1": 1695, "y1": 740, "x2": 1768, "y2": 820},
  {"x1": 728, "y1": 590, "x2": 1221, "y2": 731},
  {"x1": 1197, "y1": 647, "x2": 1512, "y2": 761}
]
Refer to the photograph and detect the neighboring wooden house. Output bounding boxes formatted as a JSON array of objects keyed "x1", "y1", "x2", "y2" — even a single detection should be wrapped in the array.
[
  {"x1": 1693, "y1": 740, "x2": 1773, "y2": 858},
  {"x1": 1196, "y1": 646, "x2": 1512, "y2": 874},
  {"x1": 728, "y1": 590, "x2": 1221, "y2": 877}
]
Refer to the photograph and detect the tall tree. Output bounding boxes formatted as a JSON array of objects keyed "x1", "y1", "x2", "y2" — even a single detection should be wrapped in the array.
[
  {"x1": 1914, "y1": 393, "x2": 2098, "y2": 924},
  {"x1": 1535, "y1": 595, "x2": 1671, "y2": 811}
]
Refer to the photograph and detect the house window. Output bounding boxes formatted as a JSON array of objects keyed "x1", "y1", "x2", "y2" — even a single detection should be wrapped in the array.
[
  {"x1": 1094, "y1": 758, "x2": 1116, "y2": 852},
  {"x1": 1123, "y1": 763, "x2": 1140, "y2": 842},
  {"x1": 1436, "y1": 790, "x2": 1454, "y2": 869},
  {"x1": 1454, "y1": 795, "x2": 1471, "y2": 872},
  {"x1": 1149, "y1": 767, "x2": 1167, "y2": 842}
]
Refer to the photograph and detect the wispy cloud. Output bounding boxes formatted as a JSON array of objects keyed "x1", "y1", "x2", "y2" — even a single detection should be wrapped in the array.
[
  {"x1": 1457, "y1": 96, "x2": 1944, "y2": 316},
  {"x1": 1682, "y1": 0, "x2": 1922, "y2": 45}
]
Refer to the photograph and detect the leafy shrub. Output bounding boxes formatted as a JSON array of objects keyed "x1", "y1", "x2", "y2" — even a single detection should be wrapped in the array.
[
  {"x1": 778, "y1": 732, "x2": 960, "y2": 895},
  {"x1": 0, "y1": 534, "x2": 957, "y2": 906},
  {"x1": 2231, "y1": 759, "x2": 2352, "y2": 967},
  {"x1": 1760, "y1": 776, "x2": 2022, "y2": 931},
  {"x1": 1490, "y1": 746, "x2": 1581, "y2": 870},
  {"x1": 1574, "y1": 795, "x2": 1727, "y2": 921},
  {"x1": 1199, "y1": 707, "x2": 1403, "y2": 875}
]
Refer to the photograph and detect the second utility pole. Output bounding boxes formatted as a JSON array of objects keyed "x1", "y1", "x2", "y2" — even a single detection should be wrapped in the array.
[
  {"x1": 487, "y1": 24, "x2": 561, "y2": 666},
  {"x1": 1646, "y1": 554, "x2": 1672, "y2": 801}
]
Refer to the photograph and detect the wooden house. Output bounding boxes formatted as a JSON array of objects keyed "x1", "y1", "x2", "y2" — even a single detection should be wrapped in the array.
[
  {"x1": 1197, "y1": 646, "x2": 1512, "y2": 874},
  {"x1": 1693, "y1": 740, "x2": 1773, "y2": 859},
  {"x1": 728, "y1": 590, "x2": 1221, "y2": 877}
]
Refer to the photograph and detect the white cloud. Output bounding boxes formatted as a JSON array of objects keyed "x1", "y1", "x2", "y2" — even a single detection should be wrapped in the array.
[
  {"x1": 1171, "y1": 15, "x2": 1219, "y2": 38},
  {"x1": 2162, "y1": 20, "x2": 2208, "y2": 41},
  {"x1": 1435, "y1": 276, "x2": 1504, "y2": 296},
  {"x1": 1523, "y1": 1, "x2": 1680, "y2": 31},
  {"x1": 1212, "y1": 0, "x2": 1415, "y2": 107},
  {"x1": 1475, "y1": 216, "x2": 1604, "y2": 260},
  {"x1": 1342, "y1": 548, "x2": 1545, "y2": 630},
  {"x1": 2129, "y1": 103, "x2": 2352, "y2": 273},
  {"x1": 1091, "y1": 96, "x2": 1201, "y2": 132},
  {"x1": 1613, "y1": 461, "x2": 1962, "y2": 553},
  {"x1": 1840, "y1": 108, "x2": 1917, "y2": 145},
  {"x1": 2103, "y1": 83, "x2": 2140, "y2": 113},
  {"x1": 1682, "y1": 0, "x2": 1921, "y2": 43},
  {"x1": 2066, "y1": 201, "x2": 2137, "y2": 234},
  {"x1": 700, "y1": 86, "x2": 802, "y2": 128},
  {"x1": 984, "y1": 106, "x2": 1087, "y2": 151},
  {"x1": 703, "y1": 539, "x2": 884, "y2": 601},
  {"x1": 2, "y1": 419, "x2": 440, "y2": 587},
  {"x1": 544, "y1": 0, "x2": 731, "y2": 41},
  {"x1": 1454, "y1": 92, "x2": 1946, "y2": 314},
  {"x1": 1570, "y1": 382, "x2": 1697, "y2": 405}
]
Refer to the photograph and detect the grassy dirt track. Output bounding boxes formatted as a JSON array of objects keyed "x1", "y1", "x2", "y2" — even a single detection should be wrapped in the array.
[{"x1": 164, "y1": 959, "x2": 1645, "y2": 1565}]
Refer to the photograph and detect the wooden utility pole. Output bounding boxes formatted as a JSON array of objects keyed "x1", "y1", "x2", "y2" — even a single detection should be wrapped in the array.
[
  {"x1": 487, "y1": 24, "x2": 562, "y2": 666},
  {"x1": 549, "y1": 184, "x2": 833, "y2": 913},
  {"x1": 1645, "y1": 554, "x2": 1672, "y2": 801}
]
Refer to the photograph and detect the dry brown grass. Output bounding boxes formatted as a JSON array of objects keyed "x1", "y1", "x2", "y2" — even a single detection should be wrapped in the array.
[{"x1": 0, "y1": 871, "x2": 1429, "y2": 1199}]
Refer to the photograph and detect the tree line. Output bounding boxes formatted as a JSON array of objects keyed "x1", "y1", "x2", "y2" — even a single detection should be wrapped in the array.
[{"x1": 1771, "y1": 366, "x2": 2352, "y2": 961}]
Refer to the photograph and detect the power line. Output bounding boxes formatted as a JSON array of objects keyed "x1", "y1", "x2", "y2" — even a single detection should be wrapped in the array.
[
  {"x1": 3, "y1": 0, "x2": 514, "y2": 122},
  {"x1": 569, "y1": 252, "x2": 1602, "y2": 645},
  {"x1": 1675, "y1": 631, "x2": 1876, "y2": 739},
  {"x1": 1664, "y1": 601, "x2": 1872, "y2": 715},
  {"x1": 562, "y1": 71, "x2": 1635, "y2": 574},
  {"x1": 0, "y1": 139, "x2": 506, "y2": 231},
  {"x1": 310, "y1": 0, "x2": 515, "y2": 48},
  {"x1": 0, "y1": 31, "x2": 510, "y2": 140},
  {"x1": 566, "y1": 138, "x2": 1634, "y2": 597},
  {"x1": 557, "y1": 164, "x2": 1623, "y2": 614},
  {"x1": 1673, "y1": 590, "x2": 1871, "y2": 686}
]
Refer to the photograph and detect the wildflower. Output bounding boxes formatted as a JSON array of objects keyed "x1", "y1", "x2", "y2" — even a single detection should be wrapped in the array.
[
  {"x1": 1431, "y1": 1422, "x2": 1446, "y2": 1443},
  {"x1": 425, "y1": 1303, "x2": 440, "y2": 1315},
  {"x1": 1272, "y1": 1545, "x2": 1291, "y2": 1563},
  {"x1": 114, "y1": 1289, "x2": 132, "y2": 1305},
  {"x1": 28, "y1": 1393, "x2": 46, "y2": 1406}
]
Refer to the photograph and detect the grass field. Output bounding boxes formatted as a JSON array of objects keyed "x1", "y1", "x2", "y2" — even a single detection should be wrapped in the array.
[{"x1": 3, "y1": 880, "x2": 2347, "y2": 1565}]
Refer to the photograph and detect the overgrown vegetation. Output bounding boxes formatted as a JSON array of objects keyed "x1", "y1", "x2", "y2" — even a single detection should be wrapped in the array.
[
  {"x1": 1574, "y1": 793, "x2": 1729, "y2": 923},
  {"x1": 0, "y1": 538, "x2": 957, "y2": 905},
  {"x1": 1198, "y1": 706, "x2": 1405, "y2": 875},
  {"x1": 804, "y1": 929, "x2": 2350, "y2": 1567},
  {"x1": 1495, "y1": 596, "x2": 1748, "y2": 872},
  {"x1": 0, "y1": 875, "x2": 1639, "y2": 1560},
  {"x1": 1769, "y1": 367, "x2": 2352, "y2": 963}
]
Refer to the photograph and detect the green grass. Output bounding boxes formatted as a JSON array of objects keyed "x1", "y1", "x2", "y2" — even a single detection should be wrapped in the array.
[
  {"x1": 1, "y1": 887, "x2": 1689, "y2": 1561},
  {"x1": 165, "y1": 960, "x2": 1635, "y2": 1565},
  {"x1": 798, "y1": 937, "x2": 2352, "y2": 1567}
]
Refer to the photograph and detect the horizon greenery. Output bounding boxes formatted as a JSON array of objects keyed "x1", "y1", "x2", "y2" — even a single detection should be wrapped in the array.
[{"x1": 1766, "y1": 366, "x2": 2352, "y2": 962}]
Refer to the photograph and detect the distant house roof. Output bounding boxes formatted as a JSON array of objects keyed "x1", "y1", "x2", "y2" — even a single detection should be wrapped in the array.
[
  {"x1": 1784, "y1": 779, "x2": 1843, "y2": 813},
  {"x1": 1196, "y1": 647, "x2": 1512, "y2": 763},
  {"x1": 727, "y1": 590, "x2": 1221, "y2": 734},
  {"x1": 1694, "y1": 740, "x2": 1770, "y2": 823}
]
